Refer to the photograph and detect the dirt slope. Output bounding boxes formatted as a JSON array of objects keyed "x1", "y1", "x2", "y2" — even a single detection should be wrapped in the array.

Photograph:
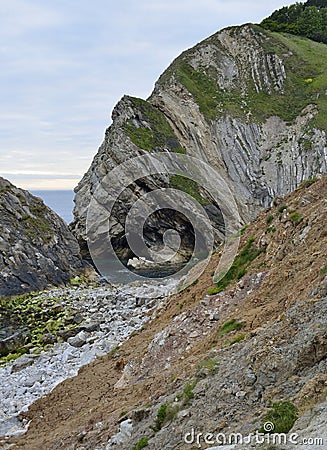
[{"x1": 4, "y1": 175, "x2": 327, "y2": 450}]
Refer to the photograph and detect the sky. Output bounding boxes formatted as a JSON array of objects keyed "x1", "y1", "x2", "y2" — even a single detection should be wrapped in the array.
[{"x1": 0, "y1": 0, "x2": 296, "y2": 190}]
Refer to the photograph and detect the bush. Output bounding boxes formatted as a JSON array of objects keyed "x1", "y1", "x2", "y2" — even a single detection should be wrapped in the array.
[
  {"x1": 260, "y1": 3, "x2": 327, "y2": 44},
  {"x1": 259, "y1": 400, "x2": 298, "y2": 434},
  {"x1": 153, "y1": 403, "x2": 179, "y2": 431},
  {"x1": 289, "y1": 212, "x2": 303, "y2": 224}
]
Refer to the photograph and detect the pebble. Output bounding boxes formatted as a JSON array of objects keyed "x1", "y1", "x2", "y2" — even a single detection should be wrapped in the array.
[{"x1": 0, "y1": 278, "x2": 178, "y2": 437}]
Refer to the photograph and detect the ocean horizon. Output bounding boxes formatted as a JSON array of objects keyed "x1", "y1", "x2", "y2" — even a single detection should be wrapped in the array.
[{"x1": 31, "y1": 190, "x2": 75, "y2": 224}]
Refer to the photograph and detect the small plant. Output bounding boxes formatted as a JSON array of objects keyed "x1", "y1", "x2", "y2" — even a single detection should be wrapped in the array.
[
  {"x1": 153, "y1": 403, "x2": 179, "y2": 431},
  {"x1": 176, "y1": 380, "x2": 198, "y2": 406},
  {"x1": 208, "y1": 238, "x2": 266, "y2": 295},
  {"x1": 266, "y1": 215, "x2": 274, "y2": 224},
  {"x1": 298, "y1": 176, "x2": 317, "y2": 189},
  {"x1": 278, "y1": 205, "x2": 287, "y2": 214},
  {"x1": 319, "y1": 265, "x2": 327, "y2": 276},
  {"x1": 240, "y1": 225, "x2": 248, "y2": 235},
  {"x1": 266, "y1": 226, "x2": 276, "y2": 233},
  {"x1": 154, "y1": 404, "x2": 168, "y2": 431},
  {"x1": 197, "y1": 357, "x2": 220, "y2": 375},
  {"x1": 110, "y1": 345, "x2": 119, "y2": 356},
  {"x1": 133, "y1": 437, "x2": 149, "y2": 450},
  {"x1": 289, "y1": 212, "x2": 303, "y2": 224},
  {"x1": 218, "y1": 319, "x2": 244, "y2": 337},
  {"x1": 183, "y1": 382, "x2": 195, "y2": 402},
  {"x1": 177, "y1": 302, "x2": 184, "y2": 310},
  {"x1": 259, "y1": 400, "x2": 298, "y2": 434},
  {"x1": 119, "y1": 410, "x2": 128, "y2": 418},
  {"x1": 227, "y1": 334, "x2": 246, "y2": 346}
]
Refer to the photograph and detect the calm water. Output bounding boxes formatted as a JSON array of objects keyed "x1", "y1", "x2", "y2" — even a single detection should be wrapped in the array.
[{"x1": 31, "y1": 190, "x2": 75, "y2": 224}]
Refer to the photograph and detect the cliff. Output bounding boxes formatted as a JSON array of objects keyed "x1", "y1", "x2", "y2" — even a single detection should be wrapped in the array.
[
  {"x1": 0, "y1": 177, "x2": 83, "y2": 297},
  {"x1": 10, "y1": 173, "x2": 327, "y2": 450},
  {"x1": 71, "y1": 24, "x2": 327, "y2": 266}
]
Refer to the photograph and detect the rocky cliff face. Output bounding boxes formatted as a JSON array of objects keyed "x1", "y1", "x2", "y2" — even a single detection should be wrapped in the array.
[
  {"x1": 9, "y1": 174, "x2": 327, "y2": 450},
  {"x1": 72, "y1": 24, "x2": 327, "y2": 265},
  {"x1": 0, "y1": 177, "x2": 83, "y2": 297}
]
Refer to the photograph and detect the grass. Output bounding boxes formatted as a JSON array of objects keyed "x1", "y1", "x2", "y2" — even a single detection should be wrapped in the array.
[
  {"x1": 175, "y1": 61, "x2": 242, "y2": 120},
  {"x1": 170, "y1": 26, "x2": 327, "y2": 130},
  {"x1": 266, "y1": 215, "x2": 274, "y2": 224},
  {"x1": 298, "y1": 176, "x2": 318, "y2": 189},
  {"x1": 319, "y1": 265, "x2": 327, "y2": 276},
  {"x1": 227, "y1": 334, "x2": 246, "y2": 346},
  {"x1": 21, "y1": 200, "x2": 52, "y2": 242},
  {"x1": 288, "y1": 211, "x2": 303, "y2": 224},
  {"x1": 208, "y1": 238, "x2": 266, "y2": 295},
  {"x1": 124, "y1": 96, "x2": 186, "y2": 153},
  {"x1": 170, "y1": 174, "x2": 210, "y2": 206},
  {"x1": 259, "y1": 400, "x2": 298, "y2": 434},
  {"x1": 218, "y1": 319, "x2": 244, "y2": 337},
  {"x1": 277, "y1": 205, "x2": 287, "y2": 214},
  {"x1": 133, "y1": 437, "x2": 149, "y2": 450},
  {"x1": 268, "y1": 32, "x2": 327, "y2": 132},
  {"x1": 248, "y1": 27, "x2": 327, "y2": 129},
  {"x1": 197, "y1": 357, "x2": 220, "y2": 375}
]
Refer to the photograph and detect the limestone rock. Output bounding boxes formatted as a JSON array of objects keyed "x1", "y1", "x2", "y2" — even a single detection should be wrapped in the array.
[
  {"x1": 72, "y1": 24, "x2": 327, "y2": 264},
  {"x1": 0, "y1": 177, "x2": 83, "y2": 297}
]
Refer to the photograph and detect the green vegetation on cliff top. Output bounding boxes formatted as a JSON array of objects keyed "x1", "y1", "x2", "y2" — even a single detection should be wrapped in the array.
[
  {"x1": 125, "y1": 97, "x2": 186, "y2": 153},
  {"x1": 185, "y1": 32, "x2": 324, "y2": 128},
  {"x1": 163, "y1": 24, "x2": 327, "y2": 130}
]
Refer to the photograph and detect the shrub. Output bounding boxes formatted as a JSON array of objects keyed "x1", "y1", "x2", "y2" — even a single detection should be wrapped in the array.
[
  {"x1": 183, "y1": 383, "x2": 195, "y2": 402},
  {"x1": 153, "y1": 403, "x2": 179, "y2": 431},
  {"x1": 259, "y1": 400, "x2": 298, "y2": 434},
  {"x1": 289, "y1": 212, "x2": 303, "y2": 224}
]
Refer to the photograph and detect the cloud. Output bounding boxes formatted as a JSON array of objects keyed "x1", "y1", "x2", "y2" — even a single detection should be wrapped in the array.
[{"x1": 0, "y1": 0, "x2": 296, "y2": 190}]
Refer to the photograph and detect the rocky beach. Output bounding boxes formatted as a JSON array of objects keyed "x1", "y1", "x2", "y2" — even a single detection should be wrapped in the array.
[{"x1": 0, "y1": 278, "x2": 178, "y2": 439}]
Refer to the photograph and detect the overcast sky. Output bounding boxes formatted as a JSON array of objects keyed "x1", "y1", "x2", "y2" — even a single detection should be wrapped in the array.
[{"x1": 0, "y1": 0, "x2": 295, "y2": 190}]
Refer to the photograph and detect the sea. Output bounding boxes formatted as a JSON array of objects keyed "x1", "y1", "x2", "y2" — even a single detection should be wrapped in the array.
[{"x1": 31, "y1": 190, "x2": 75, "y2": 224}]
